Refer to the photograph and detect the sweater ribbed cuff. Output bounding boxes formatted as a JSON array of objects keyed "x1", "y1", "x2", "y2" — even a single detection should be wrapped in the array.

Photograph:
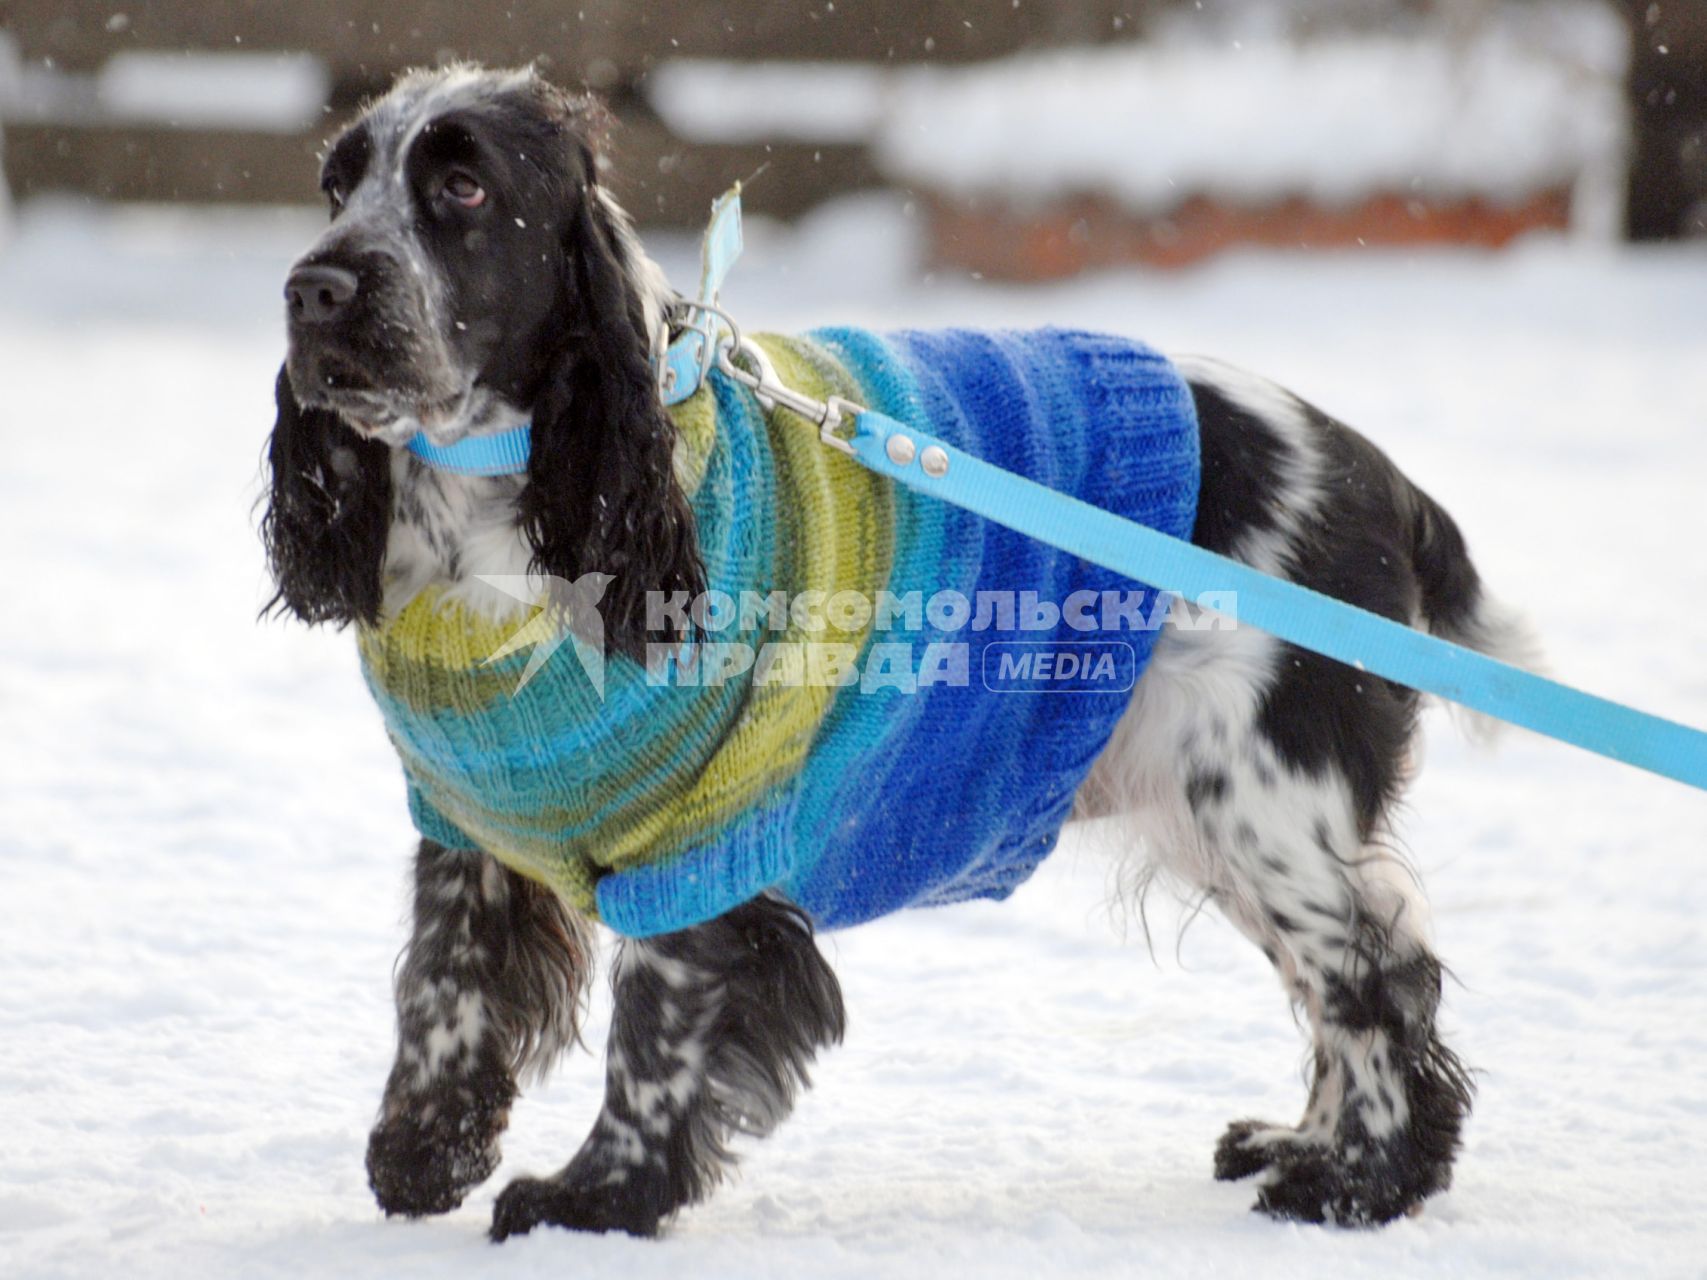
[{"x1": 595, "y1": 795, "x2": 798, "y2": 937}]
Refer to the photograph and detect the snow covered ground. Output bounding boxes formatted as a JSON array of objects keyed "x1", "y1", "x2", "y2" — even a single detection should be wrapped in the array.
[{"x1": 2, "y1": 198, "x2": 1705, "y2": 1279}]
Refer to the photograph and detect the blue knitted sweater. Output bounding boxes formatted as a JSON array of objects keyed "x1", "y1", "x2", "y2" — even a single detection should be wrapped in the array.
[{"x1": 359, "y1": 328, "x2": 1201, "y2": 936}]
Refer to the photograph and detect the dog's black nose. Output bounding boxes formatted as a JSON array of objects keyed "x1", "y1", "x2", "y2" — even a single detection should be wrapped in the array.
[{"x1": 285, "y1": 265, "x2": 359, "y2": 324}]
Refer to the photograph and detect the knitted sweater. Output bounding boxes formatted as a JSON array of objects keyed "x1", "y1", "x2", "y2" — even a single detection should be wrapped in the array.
[{"x1": 358, "y1": 329, "x2": 1201, "y2": 937}]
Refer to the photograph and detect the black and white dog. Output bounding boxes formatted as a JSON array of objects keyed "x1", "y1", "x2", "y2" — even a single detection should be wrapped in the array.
[{"x1": 263, "y1": 65, "x2": 1534, "y2": 1239}]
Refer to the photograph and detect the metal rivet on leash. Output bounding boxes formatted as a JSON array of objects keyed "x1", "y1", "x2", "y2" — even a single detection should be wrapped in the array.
[
  {"x1": 886, "y1": 434, "x2": 917, "y2": 466},
  {"x1": 921, "y1": 445, "x2": 950, "y2": 477}
]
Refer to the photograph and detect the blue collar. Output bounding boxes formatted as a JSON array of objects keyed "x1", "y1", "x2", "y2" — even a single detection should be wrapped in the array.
[{"x1": 406, "y1": 422, "x2": 533, "y2": 476}]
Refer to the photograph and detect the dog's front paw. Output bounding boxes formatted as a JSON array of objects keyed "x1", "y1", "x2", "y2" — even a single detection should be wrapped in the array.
[
  {"x1": 1250, "y1": 1143, "x2": 1442, "y2": 1227},
  {"x1": 366, "y1": 1073, "x2": 514, "y2": 1217},
  {"x1": 1214, "y1": 1118, "x2": 1314, "y2": 1182},
  {"x1": 489, "y1": 1171, "x2": 666, "y2": 1241}
]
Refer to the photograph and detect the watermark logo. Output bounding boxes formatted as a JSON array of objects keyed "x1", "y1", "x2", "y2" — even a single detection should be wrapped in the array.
[
  {"x1": 982, "y1": 641, "x2": 1137, "y2": 694},
  {"x1": 474, "y1": 580, "x2": 1238, "y2": 700},
  {"x1": 478, "y1": 572, "x2": 612, "y2": 695}
]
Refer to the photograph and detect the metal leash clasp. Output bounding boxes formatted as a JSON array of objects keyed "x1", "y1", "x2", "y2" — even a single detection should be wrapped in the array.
[{"x1": 698, "y1": 301, "x2": 860, "y2": 456}]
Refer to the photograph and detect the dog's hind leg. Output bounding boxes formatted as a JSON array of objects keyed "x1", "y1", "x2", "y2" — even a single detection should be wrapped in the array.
[
  {"x1": 1075, "y1": 360, "x2": 1486, "y2": 1224},
  {"x1": 1196, "y1": 774, "x2": 1475, "y2": 1229},
  {"x1": 1086, "y1": 621, "x2": 1474, "y2": 1226},
  {"x1": 367, "y1": 839, "x2": 593, "y2": 1217},
  {"x1": 490, "y1": 893, "x2": 846, "y2": 1240}
]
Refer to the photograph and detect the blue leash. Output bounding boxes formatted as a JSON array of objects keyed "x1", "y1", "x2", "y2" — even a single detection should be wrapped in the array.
[
  {"x1": 413, "y1": 185, "x2": 1707, "y2": 796},
  {"x1": 844, "y1": 410, "x2": 1707, "y2": 794}
]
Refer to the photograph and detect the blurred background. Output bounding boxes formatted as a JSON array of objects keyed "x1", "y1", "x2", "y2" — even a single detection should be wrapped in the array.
[{"x1": 1, "y1": 0, "x2": 1703, "y2": 265}]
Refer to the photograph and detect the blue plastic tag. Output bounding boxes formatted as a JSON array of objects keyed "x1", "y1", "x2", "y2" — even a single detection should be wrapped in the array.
[{"x1": 660, "y1": 184, "x2": 744, "y2": 405}]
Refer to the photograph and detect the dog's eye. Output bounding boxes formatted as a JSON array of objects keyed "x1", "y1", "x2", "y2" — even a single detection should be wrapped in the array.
[
  {"x1": 323, "y1": 182, "x2": 345, "y2": 213},
  {"x1": 444, "y1": 172, "x2": 486, "y2": 209}
]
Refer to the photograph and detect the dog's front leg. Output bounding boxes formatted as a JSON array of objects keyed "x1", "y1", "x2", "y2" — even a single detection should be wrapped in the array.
[
  {"x1": 490, "y1": 894, "x2": 845, "y2": 1240},
  {"x1": 367, "y1": 840, "x2": 592, "y2": 1217}
]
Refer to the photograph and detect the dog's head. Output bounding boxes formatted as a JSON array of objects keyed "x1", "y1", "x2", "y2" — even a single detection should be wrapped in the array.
[{"x1": 262, "y1": 65, "x2": 700, "y2": 648}]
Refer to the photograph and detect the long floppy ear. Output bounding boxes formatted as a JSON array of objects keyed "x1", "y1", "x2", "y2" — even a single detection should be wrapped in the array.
[
  {"x1": 520, "y1": 167, "x2": 704, "y2": 661},
  {"x1": 260, "y1": 365, "x2": 392, "y2": 626}
]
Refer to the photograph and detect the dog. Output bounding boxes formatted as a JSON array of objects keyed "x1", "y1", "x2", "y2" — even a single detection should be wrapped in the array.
[{"x1": 262, "y1": 64, "x2": 1535, "y2": 1239}]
